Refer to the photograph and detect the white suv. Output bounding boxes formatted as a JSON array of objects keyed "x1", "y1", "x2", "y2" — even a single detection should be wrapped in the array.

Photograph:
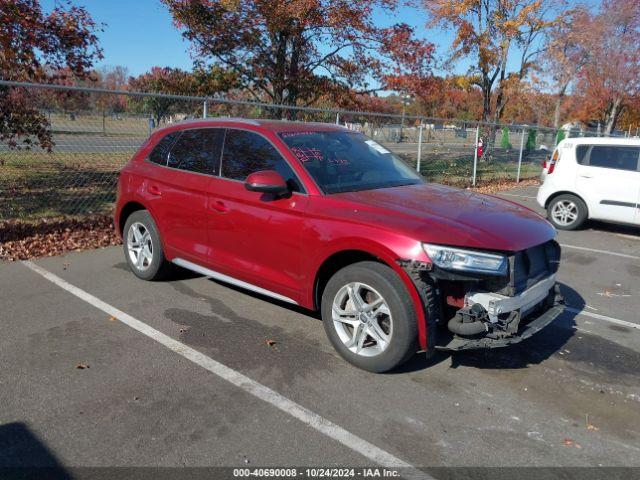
[{"x1": 537, "y1": 137, "x2": 640, "y2": 230}]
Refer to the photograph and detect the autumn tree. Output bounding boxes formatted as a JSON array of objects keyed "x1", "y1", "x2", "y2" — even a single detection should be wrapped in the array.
[
  {"x1": 425, "y1": 0, "x2": 559, "y2": 124},
  {"x1": 161, "y1": 0, "x2": 434, "y2": 111},
  {"x1": 128, "y1": 67, "x2": 201, "y2": 125},
  {"x1": 538, "y1": 6, "x2": 592, "y2": 127},
  {"x1": 0, "y1": 0, "x2": 102, "y2": 151},
  {"x1": 93, "y1": 65, "x2": 130, "y2": 114},
  {"x1": 574, "y1": 0, "x2": 640, "y2": 134}
]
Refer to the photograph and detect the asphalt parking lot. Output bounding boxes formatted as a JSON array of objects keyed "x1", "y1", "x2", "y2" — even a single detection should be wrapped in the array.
[{"x1": 2, "y1": 185, "x2": 640, "y2": 477}]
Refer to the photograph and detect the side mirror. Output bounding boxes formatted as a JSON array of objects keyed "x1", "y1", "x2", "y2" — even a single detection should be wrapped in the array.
[{"x1": 244, "y1": 170, "x2": 289, "y2": 196}]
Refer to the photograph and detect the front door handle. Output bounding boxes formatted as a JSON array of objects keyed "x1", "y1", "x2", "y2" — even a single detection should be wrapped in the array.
[
  {"x1": 211, "y1": 200, "x2": 229, "y2": 213},
  {"x1": 579, "y1": 174, "x2": 593, "y2": 179}
]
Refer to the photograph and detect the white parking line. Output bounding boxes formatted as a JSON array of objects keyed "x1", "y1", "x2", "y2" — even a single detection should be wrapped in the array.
[
  {"x1": 21, "y1": 260, "x2": 432, "y2": 480},
  {"x1": 566, "y1": 307, "x2": 640, "y2": 330},
  {"x1": 560, "y1": 244, "x2": 640, "y2": 261}
]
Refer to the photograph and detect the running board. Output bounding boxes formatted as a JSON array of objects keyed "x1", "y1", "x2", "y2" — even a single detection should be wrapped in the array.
[{"x1": 172, "y1": 258, "x2": 298, "y2": 305}]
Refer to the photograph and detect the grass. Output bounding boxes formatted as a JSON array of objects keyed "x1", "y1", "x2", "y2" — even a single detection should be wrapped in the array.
[
  {"x1": 0, "y1": 151, "x2": 130, "y2": 221},
  {"x1": 47, "y1": 113, "x2": 151, "y2": 137}
]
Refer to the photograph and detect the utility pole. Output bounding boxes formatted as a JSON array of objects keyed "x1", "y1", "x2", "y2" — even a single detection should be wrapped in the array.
[{"x1": 398, "y1": 93, "x2": 411, "y2": 143}]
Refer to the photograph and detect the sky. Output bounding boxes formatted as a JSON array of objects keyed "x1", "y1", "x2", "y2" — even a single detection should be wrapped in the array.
[{"x1": 41, "y1": 0, "x2": 589, "y2": 81}]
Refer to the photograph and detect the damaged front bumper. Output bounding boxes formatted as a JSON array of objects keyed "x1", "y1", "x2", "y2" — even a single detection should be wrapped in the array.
[{"x1": 436, "y1": 283, "x2": 564, "y2": 351}]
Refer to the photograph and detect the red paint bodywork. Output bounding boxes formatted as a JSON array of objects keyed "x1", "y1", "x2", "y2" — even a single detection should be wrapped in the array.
[{"x1": 115, "y1": 119, "x2": 556, "y2": 350}]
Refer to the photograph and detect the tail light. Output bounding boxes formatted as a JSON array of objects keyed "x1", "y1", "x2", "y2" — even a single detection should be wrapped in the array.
[{"x1": 546, "y1": 150, "x2": 560, "y2": 174}]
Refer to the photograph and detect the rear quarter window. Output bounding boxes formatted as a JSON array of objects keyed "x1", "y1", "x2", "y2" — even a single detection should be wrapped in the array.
[
  {"x1": 167, "y1": 128, "x2": 224, "y2": 175},
  {"x1": 148, "y1": 132, "x2": 181, "y2": 166}
]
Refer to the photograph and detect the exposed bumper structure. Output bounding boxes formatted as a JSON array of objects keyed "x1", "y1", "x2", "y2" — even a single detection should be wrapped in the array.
[
  {"x1": 437, "y1": 282, "x2": 564, "y2": 351},
  {"x1": 466, "y1": 274, "x2": 556, "y2": 322}
]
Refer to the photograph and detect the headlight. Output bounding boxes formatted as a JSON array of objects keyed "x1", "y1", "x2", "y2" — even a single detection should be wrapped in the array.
[{"x1": 423, "y1": 244, "x2": 507, "y2": 276}]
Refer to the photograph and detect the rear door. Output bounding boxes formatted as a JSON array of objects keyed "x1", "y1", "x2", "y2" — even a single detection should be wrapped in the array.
[
  {"x1": 144, "y1": 128, "x2": 224, "y2": 263},
  {"x1": 207, "y1": 128, "x2": 308, "y2": 301},
  {"x1": 574, "y1": 144, "x2": 640, "y2": 224}
]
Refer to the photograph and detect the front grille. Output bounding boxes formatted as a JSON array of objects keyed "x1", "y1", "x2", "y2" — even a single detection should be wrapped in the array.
[{"x1": 483, "y1": 240, "x2": 560, "y2": 297}]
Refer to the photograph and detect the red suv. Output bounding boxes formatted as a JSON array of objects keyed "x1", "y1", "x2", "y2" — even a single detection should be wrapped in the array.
[{"x1": 115, "y1": 119, "x2": 563, "y2": 372}]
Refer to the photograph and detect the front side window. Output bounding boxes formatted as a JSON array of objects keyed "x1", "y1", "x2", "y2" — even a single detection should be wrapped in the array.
[
  {"x1": 148, "y1": 131, "x2": 181, "y2": 165},
  {"x1": 577, "y1": 145, "x2": 640, "y2": 171},
  {"x1": 278, "y1": 131, "x2": 423, "y2": 194},
  {"x1": 221, "y1": 129, "x2": 302, "y2": 192},
  {"x1": 168, "y1": 128, "x2": 224, "y2": 175}
]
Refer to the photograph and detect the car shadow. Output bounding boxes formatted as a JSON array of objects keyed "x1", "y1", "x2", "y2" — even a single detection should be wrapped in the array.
[
  {"x1": 145, "y1": 262, "x2": 583, "y2": 374},
  {"x1": 0, "y1": 422, "x2": 71, "y2": 479},
  {"x1": 583, "y1": 220, "x2": 640, "y2": 236},
  {"x1": 393, "y1": 282, "x2": 582, "y2": 373}
]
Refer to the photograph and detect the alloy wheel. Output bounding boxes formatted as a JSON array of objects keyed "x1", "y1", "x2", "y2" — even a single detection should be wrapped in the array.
[
  {"x1": 331, "y1": 282, "x2": 393, "y2": 357},
  {"x1": 551, "y1": 200, "x2": 578, "y2": 226},
  {"x1": 127, "y1": 222, "x2": 153, "y2": 271}
]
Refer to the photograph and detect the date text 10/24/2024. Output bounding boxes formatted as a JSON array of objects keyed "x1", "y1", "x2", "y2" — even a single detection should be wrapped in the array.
[{"x1": 232, "y1": 468, "x2": 402, "y2": 478}]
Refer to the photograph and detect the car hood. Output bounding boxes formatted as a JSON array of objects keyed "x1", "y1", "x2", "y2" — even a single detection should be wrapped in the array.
[{"x1": 332, "y1": 183, "x2": 555, "y2": 252}]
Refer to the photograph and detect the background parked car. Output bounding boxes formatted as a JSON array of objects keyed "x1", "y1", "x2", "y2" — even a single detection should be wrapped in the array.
[{"x1": 537, "y1": 137, "x2": 640, "y2": 230}]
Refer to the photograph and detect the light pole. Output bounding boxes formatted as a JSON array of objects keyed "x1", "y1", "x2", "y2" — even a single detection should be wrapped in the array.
[{"x1": 398, "y1": 93, "x2": 412, "y2": 143}]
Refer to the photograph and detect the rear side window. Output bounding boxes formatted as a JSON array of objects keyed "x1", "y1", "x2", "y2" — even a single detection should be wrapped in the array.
[
  {"x1": 577, "y1": 145, "x2": 640, "y2": 171},
  {"x1": 221, "y1": 129, "x2": 303, "y2": 192},
  {"x1": 168, "y1": 128, "x2": 224, "y2": 175},
  {"x1": 148, "y1": 132, "x2": 180, "y2": 166}
]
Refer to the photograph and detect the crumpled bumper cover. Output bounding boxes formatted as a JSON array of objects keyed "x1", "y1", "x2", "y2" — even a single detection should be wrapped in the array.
[{"x1": 436, "y1": 287, "x2": 564, "y2": 351}]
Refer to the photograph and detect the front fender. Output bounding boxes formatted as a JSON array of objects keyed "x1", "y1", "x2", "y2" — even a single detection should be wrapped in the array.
[{"x1": 305, "y1": 236, "x2": 432, "y2": 351}]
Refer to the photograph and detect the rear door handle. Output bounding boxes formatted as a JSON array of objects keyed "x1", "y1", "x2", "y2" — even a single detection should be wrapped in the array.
[
  {"x1": 212, "y1": 200, "x2": 229, "y2": 213},
  {"x1": 579, "y1": 174, "x2": 593, "y2": 178},
  {"x1": 148, "y1": 185, "x2": 162, "y2": 196}
]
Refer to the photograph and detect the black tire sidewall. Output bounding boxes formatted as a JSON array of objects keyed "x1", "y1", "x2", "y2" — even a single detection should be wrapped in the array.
[
  {"x1": 123, "y1": 210, "x2": 168, "y2": 280},
  {"x1": 547, "y1": 194, "x2": 587, "y2": 230},
  {"x1": 321, "y1": 261, "x2": 418, "y2": 373}
]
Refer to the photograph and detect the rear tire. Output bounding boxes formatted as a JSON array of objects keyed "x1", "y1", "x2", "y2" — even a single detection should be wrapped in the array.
[
  {"x1": 123, "y1": 210, "x2": 172, "y2": 281},
  {"x1": 547, "y1": 194, "x2": 587, "y2": 230},
  {"x1": 321, "y1": 261, "x2": 418, "y2": 373}
]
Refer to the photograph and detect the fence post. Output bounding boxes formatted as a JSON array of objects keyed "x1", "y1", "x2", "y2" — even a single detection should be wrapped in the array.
[
  {"x1": 203, "y1": 99, "x2": 208, "y2": 119},
  {"x1": 472, "y1": 124, "x2": 480, "y2": 187},
  {"x1": 335, "y1": 112, "x2": 340, "y2": 125},
  {"x1": 516, "y1": 127, "x2": 526, "y2": 183},
  {"x1": 416, "y1": 124, "x2": 423, "y2": 174}
]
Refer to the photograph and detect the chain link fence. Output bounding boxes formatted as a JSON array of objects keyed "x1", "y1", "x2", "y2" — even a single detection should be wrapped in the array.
[{"x1": 0, "y1": 81, "x2": 631, "y2": 223}]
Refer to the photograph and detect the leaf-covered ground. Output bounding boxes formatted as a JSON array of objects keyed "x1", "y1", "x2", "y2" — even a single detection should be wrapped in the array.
[
  {"x1": 0, "y1": 215, "x2": 121, "y2": 261},
  {"x1": 1, "y1": 179, "x2": 540, "y2": 262}
]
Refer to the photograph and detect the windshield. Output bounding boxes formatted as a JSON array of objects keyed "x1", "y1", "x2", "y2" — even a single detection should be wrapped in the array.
[{"x1": 278, "y1": 131, "x2": 423, "y2": 193}]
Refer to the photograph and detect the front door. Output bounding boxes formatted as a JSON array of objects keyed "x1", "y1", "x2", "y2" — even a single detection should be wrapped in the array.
[
  {"x1": 207, "y1": 128, "x2": 308, "y2": 302},
  {"x1": 575, "y1": 144, "x2": 640, "y2": 224}
]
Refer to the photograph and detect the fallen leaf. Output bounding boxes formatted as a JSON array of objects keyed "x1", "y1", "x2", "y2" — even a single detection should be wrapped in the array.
[
  {"x1": 108, "y1": 316, "x2": 117, "y2": 322},
  {"x1": 563, "y1": 438, "x2": 582, "y2": 448},
  {"x1": 265, "y1": 339, "x2": 277, "y2": 347},
  {"x1": 75, "y1": 363, "x2": 90, "y2": 370}
]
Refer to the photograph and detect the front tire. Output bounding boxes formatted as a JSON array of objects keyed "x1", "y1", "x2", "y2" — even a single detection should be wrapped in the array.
[
  {"x1": 547, "y1": 194, "x2": 587, "y2": 230},
  {"x1": 123, "y1": 210, "x2": 172, "y2": 280},
  {"x1": 321, "y1": 261, "x2": 418, "y2": 373}
]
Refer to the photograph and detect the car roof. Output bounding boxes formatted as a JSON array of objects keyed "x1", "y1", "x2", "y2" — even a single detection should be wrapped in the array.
[
  {"x1": 559, "y1": 136, "x2": 640, "y2": 147},
  {"x1": 158, "y1": 117, "x2": 349, "y2": 134}
]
